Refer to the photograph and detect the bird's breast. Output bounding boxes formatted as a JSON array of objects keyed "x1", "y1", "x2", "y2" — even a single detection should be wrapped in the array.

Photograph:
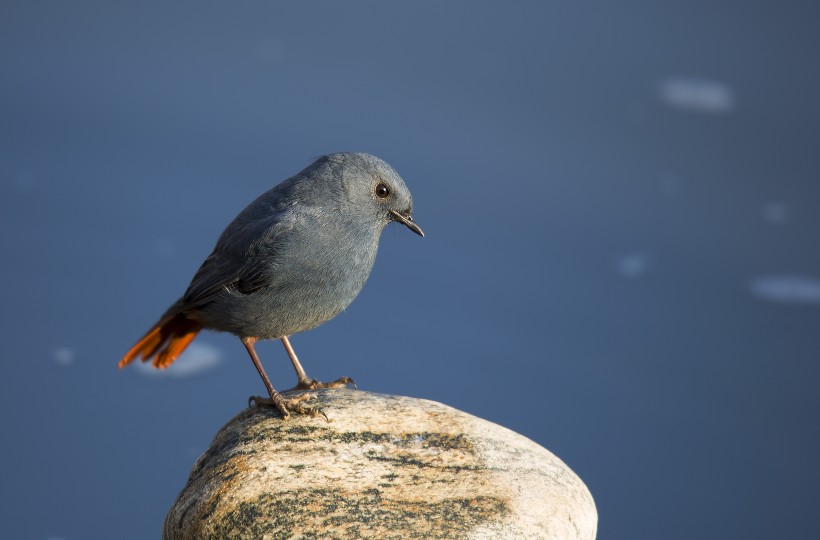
[{"x1": 204, "y1": 216, "x2": 382, "y2": 339}]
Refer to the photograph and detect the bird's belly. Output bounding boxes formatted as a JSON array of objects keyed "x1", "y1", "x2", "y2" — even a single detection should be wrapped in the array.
[{"x1": 197, "y1": 244, "x2": 377, "y2": 339}]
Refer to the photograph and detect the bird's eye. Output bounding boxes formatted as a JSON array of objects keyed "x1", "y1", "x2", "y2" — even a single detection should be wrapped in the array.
[{"x1": 375, "y1": 182, "x2": 390, "y2": 198}]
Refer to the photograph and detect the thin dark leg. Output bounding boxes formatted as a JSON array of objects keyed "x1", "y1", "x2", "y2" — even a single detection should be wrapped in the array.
[
  {"x1": 241, "y1": 336, "x2": 323, "y2": 420},
  {"x1": 242, "y1": 336, "x2": 276, "y2": 397},
  {"x1": 280, "y1": 336, "x2": 356, "y2": 390},
  {"x1": 281, "y1": 336, "x2": 309, "y2": 383}
]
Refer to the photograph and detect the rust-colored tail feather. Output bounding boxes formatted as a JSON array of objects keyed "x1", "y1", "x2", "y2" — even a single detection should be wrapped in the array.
[{"x1": 119, "y1": 314, "x2": 203, "y2": 369}]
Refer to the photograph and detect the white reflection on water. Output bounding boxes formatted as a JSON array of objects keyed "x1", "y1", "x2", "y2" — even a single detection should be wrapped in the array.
[
  {"x1": 53, "y1": 347, "x2": 75, "y2": 367},
  {"x1": 616, "y1": 253, "x2": 650, "y2": 280},
  {"x1": 658, "y1": 78, "x2": 734, "y2": 114},
  {"x1": 761, "y1": 202, "x2": 789, "y2": 225},
  {"x1": 750, "y1": 275, "x2": 820, "y2": 305},
  {"x1": 133, "y1": 341, "x2": 222, "y2": 377}
]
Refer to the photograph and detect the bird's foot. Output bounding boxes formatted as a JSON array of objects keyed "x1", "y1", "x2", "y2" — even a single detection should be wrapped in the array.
[
  {"x1": 292, "y1": 375, "x2": 356, "y2": 391},
  {"x1": 248, "y1": 392, "x2": 328, "y2": 421}
]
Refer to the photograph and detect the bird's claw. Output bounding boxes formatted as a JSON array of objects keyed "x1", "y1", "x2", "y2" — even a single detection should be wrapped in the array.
[
  {"x1": 248, "y1": 393, "x2": 328, "y2": 422},
  {"x1": 292, "y1": 375, "x2": 356, "y2": 391}
]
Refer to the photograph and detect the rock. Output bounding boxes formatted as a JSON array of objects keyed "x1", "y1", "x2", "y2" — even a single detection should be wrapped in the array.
[{"x1": 163, "y1": 389, "x2": 597, "y2": 539}]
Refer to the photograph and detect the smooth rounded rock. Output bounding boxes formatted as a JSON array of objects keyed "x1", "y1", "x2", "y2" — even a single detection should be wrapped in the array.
[{"x1": 163, "y1": 389, "x2": 597, "y2": 539}]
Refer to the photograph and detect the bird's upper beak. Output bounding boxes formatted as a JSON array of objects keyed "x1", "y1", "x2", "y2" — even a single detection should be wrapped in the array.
[{"x1": 390, "y1": 210, "x2": 424, "y2": 237}]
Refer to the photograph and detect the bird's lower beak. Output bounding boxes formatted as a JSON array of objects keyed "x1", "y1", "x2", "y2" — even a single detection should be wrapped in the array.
[{"x1": 390, "y1": 210, "x2": 424, "y2": 237}]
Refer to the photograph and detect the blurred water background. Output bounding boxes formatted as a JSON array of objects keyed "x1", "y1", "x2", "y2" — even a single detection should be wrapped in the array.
[{"x1": 2, "y1": 2, "x2": 819, "y2": 538}]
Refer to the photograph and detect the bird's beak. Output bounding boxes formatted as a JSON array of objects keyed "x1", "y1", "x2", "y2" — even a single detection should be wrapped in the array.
[{"x1": 390, "y1": 210, "x2": 424, "y2": 237}]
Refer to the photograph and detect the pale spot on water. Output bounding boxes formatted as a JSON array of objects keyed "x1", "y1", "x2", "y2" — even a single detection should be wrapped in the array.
[
  {"x1": 658, "y1": 78, "x2": 734, "y2": 114},
  {"x1": 53, "y1": 347, "x2": 75, "y2": 367},
  {"x1": 616, "y1": 253, "x2": 650, "y2": 280},
  {"x1": 750, "y1": 275, "x2": 820, "y2": 305},
  {"x1": 761, "y1": 202, "x2": 789, "y2": 225},
  {"x1": 133, "y1": 342, "x2": 222, "y2": 377}
]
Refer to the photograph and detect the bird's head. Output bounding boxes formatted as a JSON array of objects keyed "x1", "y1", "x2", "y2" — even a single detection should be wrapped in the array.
[{"x1": 323, "y1": 152, "x2": 424, "y2": 237}]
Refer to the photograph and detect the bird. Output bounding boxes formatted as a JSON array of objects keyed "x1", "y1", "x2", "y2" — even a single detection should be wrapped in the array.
[{"x1": 118, "y1": 152, "x2": 423, "y2": 418}]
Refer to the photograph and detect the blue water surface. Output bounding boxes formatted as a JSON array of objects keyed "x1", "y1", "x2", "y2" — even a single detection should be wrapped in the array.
[{"x1": 2, "y1": 2, "x2": 819, "y2": 538}]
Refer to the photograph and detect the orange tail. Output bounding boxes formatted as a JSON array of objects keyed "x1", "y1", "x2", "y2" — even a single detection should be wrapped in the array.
[{"x1": 119, "y1": 314, "x2": 203, "y2": 369}]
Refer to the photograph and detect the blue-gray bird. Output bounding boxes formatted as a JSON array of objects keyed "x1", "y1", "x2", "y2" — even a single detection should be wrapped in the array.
[{"x1": 119, "y1": 152, "x2": 423, "y2": 417}]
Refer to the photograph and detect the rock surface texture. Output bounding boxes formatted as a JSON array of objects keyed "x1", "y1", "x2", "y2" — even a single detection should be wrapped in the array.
[{"x1": 163, "y1": 390, "x2": 597, "y2": 539}]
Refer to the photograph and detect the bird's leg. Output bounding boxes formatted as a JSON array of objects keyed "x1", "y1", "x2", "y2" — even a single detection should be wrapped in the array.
[
  {"x1": 241, "y1": 336, "x2": 323, "y2": 419},
  {"x1": 281, "y1": 336, "x2": 356, "y2": 390}
]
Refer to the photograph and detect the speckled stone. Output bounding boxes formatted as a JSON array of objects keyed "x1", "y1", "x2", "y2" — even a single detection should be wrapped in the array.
[{"x1": 163, "y1": 390, "x2": 597, "y2": 540}]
